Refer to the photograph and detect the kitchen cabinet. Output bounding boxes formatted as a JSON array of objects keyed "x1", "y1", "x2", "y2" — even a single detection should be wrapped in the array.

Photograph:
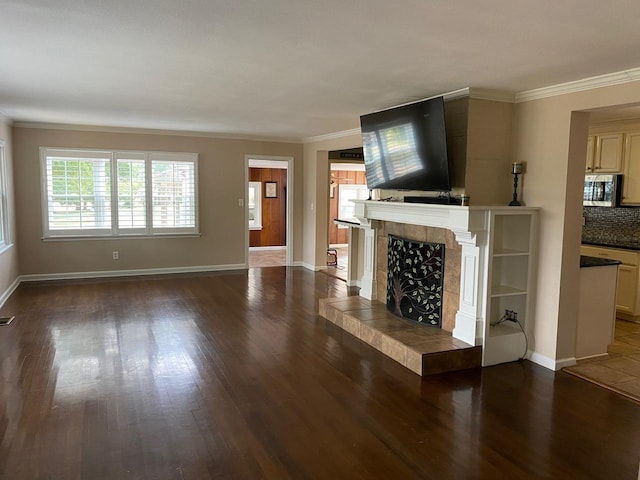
[
  {"x1": 621, "y1": 131, "x2": 640, "y2": 205},
  {"x1": 585, "y1": 133, "x2": 624, "y2": 173},
  {"x1": 580, "y1": 245, "x2": 640, "y2": 319},
  {"x1": 617, "y1": 264, "x2": 638, "y2": 313},
  {"x1": 577, "y1": 260, "x2": 618, "y2": 359},
  {"x1": 585, "y1": 136, "x2": 595, "y2": 173}
]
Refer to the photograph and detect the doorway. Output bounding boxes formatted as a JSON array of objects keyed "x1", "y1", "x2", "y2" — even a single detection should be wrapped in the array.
[
  {"x1": 245, "y1": 155, "x2": 294, "y2": 268},
  {"x1": 326, "y1": 159, "x2": 367, "y2": 280},
  {"x1": 564, "y1": 104, "x2": 640, "y2": 400}
]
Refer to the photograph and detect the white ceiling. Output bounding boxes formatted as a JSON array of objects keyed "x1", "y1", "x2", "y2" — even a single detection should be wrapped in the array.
[{"x1": 2, "y1": 0, "x2": 640, "y2": 140}]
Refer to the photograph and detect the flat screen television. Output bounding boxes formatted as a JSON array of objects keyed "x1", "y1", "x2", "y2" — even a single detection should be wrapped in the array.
[{"x1": 360, "y1": 96, "x2": 451, "y2": 191}]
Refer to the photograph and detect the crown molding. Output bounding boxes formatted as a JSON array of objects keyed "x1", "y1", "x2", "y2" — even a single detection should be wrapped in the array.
[
  {"x1": 11, "y1": 121, "x2": 302, "y2": 144},
  {"x1": 302, "y1": 127, "x2": 361, "y2": 144},
  {"x1": 0, "y1": 111, "x2": 12, "y2": 125},
  {"x1": 468, "y1": 88, "x2": 516, "y2": 103},
  {"x1": 302, "y1": 87, "x2": 518, "y2": 144},
  {"x1": 515, "y1": 67, "x2": 640, "y2": 103}
]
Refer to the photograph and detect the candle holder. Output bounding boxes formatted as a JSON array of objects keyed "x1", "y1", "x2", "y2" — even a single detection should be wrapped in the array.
[{"x1": 509, "y1": 162, "x2": 523, "y2": 206}]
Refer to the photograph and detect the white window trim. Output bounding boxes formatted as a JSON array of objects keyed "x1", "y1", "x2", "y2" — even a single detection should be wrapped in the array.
[
  {"x1": 40, "y1": 147, "x2": 199, "y2": 239},
  {"x1": 0, "y1": 141, "x2": 10, "y2": 249},
  {"x1": 248, "y1": 181, "x2": 263, "y2": 231}
]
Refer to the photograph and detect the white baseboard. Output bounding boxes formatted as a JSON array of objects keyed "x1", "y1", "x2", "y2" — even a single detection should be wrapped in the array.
[
  {"x1": 575, "y1": 352, "x2": 609, "y2": 362},
  {"x1": 302, "y1": 262, "x2": 327, "y2": 272},
  {"x1": 346, "y1": 279, "x2": 361, "y2": 288},
  {"x1": 292, "y1": 261, "x2": 304, "y2": 267},
  {"x1": 0, "y1": 277, "x2": 21, "y2": 309},
  {"x1": 528, "y1": 351, "x2": 576, "y2": 371},
  {"x1": 249, "y1": 246, "x2": 286, "y2": 251},
  {"x1": 20, "y1": 263, "x2": 247, "y2": 283}
]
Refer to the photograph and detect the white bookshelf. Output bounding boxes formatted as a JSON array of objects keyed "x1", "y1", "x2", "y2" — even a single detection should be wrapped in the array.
[{"x1": 484, "y1": 211, "x2": 537, "y2": 366}]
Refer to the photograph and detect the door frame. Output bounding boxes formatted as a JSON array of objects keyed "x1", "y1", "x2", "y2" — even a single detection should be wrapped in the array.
[{"x1": 244, "y1": 155, "x2": 294, "y2": 267}]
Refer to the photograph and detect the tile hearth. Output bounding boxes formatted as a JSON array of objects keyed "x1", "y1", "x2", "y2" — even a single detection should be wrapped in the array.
[{"x1": 319, "y1": 297, "x2": 481, "y2": 376}]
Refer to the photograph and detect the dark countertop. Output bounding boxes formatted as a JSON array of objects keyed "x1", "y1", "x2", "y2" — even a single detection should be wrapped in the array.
[
  {"x1": 582, "y1": 239, "x2": 640, "y2": 251},
  {"x1": 580, "y1": 255, "x2": 622, "y2": 268}
]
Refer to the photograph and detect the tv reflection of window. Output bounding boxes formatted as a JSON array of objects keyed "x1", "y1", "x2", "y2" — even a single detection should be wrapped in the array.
[
  {"x1": 362, "y1": 131, "x2": 385, "y2": 185},
  {"x1": 381, "y1": 123, "x2": 420, "y2": 179},
  {"x1": 364, "y1": 123, "x2": 421, "y2": 184}
]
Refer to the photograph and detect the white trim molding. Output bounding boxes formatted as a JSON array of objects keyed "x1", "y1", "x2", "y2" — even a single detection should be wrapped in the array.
[
  {"x1": 20, "y1": 263, "x2": 246, "y2": 283},
  {"x1": 0, "y1": 277, "x2": 20, "y2": 309},
  {"x1": 302, "y1": 128, "x2": 362, "y2": 144},
  {"x1": 528, "y1": 351, "x2": 577, "y2": 371},
  {"x1": 13, "y1": 121, "x2": 301, "y2": 144},
  {"x1": 302, "y1": 262, "x2": 326, "y2": 272},
  {"x1": 516, "y1": 67, "x2": 640, "y2": 103}
]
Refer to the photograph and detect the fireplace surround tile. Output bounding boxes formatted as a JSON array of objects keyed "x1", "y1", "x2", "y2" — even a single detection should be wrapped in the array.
[
  {"x1": 319, "y1": 298, "x2": 481, "y2": 376},
  {"x1": 359, "y1": 324, "x2": 383, "y2": 349},
  {"x1": 379, "y1": 336, "x2": 408, "y2": 366},
  {"x1": 377, "y1": 222, "x2": 461, "y2": 333},
  {"x1": 404, "y1": 224, "x2": 429, "y2": 243}
]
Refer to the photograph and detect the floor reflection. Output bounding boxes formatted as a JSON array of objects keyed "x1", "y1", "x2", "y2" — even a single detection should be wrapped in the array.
[{"x1": 0, "y1": 271, "x2": 638, "y2": 479}]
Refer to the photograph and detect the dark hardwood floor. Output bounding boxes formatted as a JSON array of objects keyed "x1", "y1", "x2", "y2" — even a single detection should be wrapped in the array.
[{"x1": 0, "y1": 267, "x2": 639, "y2": 479}]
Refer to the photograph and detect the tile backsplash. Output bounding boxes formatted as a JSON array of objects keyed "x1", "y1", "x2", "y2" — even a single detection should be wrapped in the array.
[{"x1": 583, "y1": 207, "x2": 640, "y2": 243}]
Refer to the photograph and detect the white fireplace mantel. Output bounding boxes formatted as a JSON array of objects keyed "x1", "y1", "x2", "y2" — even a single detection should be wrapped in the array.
[
  {"x1": 353, "y1": 200, "x2": 486, "y2": 246},
  {"x1": 347, "y1": 200, "x2": 539, "y2": 364}
]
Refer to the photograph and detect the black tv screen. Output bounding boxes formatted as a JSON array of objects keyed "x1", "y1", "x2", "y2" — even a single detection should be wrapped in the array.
[{"x1": 360, "y1": 96, "x2": 450, "y2": 191}]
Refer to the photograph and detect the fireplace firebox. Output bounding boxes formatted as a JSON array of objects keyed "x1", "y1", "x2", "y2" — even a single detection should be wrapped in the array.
[{"x1": 387, "y1": 235, "x2": 445, "y2": 327}]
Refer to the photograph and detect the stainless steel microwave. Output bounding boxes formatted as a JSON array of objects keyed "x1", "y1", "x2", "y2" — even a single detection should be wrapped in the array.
[{"x1": 583, "y1": 174, "x2": 622, "y2": 207}]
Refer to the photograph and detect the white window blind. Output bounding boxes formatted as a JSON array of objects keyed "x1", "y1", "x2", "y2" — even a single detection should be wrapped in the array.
[
  {"x1": 248, "y1": 181, "x2": 262, "y2": 230},
  {"x1": 151, "y1": 153, "x2": 197, "y2": 231},
  {"x1": 0, "y1": 142, "x2": 9, "y2": 247},
  {"x1": 41, "y1": 148, "x2": 198, "y2": 238},
  {"x1": 116, "y1": 152, "x2": 147, "y2": 231},
  {"x1": 43, "y1": 149, "x2": 112, "y2": 235}
]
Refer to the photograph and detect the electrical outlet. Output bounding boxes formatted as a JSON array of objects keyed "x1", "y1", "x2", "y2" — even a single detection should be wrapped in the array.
[
  {"x1": 112, "y1": 251, "x2": 119, "y2": 260},
  {"x1": 505, "y1": 309, "x2": 518, "y2": 322}
]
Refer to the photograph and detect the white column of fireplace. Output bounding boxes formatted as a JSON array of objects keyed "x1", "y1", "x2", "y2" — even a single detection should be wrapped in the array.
[{"x1": 352, "y1": 200, "x2": 488, "y2": 347}]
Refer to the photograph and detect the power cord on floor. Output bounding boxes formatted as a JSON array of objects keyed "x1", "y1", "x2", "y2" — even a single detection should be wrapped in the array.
[
  {"x1": 491, "y1": 312, "x2": 529, "y2": 361},
  {"x1": 514, "y1": 318, "x2": 529, "y2": 361}
]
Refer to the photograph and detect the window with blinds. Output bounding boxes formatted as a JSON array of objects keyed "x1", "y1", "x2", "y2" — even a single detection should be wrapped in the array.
[
  {"x1": 117, "y1": 152, "x2": 147, "y2": 231},
  {"x1": 151, "y1": 154, "x2": 197, "y2": 230},
  {"x1": 0, "y1": 142, "x2": 9, "y2": 247},
  {"x1": 40, "y1": 148, "x2": 198, "y2": 238}
]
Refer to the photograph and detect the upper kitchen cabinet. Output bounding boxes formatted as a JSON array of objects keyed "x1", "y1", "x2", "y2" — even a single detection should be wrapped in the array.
[
  {"x1": 586, "y1": 133, "x2": 624, "y2": 173},
  {"x1": 585, "y1": 136, "x2": 595, "y2": 172},
  {"x1": 622, "y1": 131, "x2": 640, "y2": 205}
]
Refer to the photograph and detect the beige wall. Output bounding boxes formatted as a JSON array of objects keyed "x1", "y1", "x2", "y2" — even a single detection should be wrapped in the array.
[
  {"x1": 513, "y1": 81, "x2": 640, "y2": 367},
  {"x1": 302, "y1": 132, "x2": 362, "y2": 268},
  {"x1": 0, "y1": 117, "x2": 19, "y2": 296},
  {"x1": 465, "y1": 98, "x2": 514, "y2": 205},
  {"x1": 12, "y1": 126, "x2": 303, "y2": 276}
]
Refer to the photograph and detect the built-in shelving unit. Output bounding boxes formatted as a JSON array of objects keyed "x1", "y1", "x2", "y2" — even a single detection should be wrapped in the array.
[{"x1": 484, "y1": 212, "x2": 536, "y2": 366}]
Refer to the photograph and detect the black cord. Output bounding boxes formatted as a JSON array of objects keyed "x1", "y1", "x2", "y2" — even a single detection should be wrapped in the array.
[
  {"x1": 491, "y1": 313, "x2": 529, "y2": 360},
  {"x1": 490, "y1": 312, "x2": 510, "y2": 326},
  {"x1": 515, "y1": 318, "x2": 529, "y2": 360}
]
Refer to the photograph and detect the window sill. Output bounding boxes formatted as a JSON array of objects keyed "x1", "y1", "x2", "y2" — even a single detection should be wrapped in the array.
[
  {"x1": 42, "y1": 233, "x2": 202, "y2": 242},
  {"x1": 0, "y1": 243, "x2": 14, "y2": 256}
]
